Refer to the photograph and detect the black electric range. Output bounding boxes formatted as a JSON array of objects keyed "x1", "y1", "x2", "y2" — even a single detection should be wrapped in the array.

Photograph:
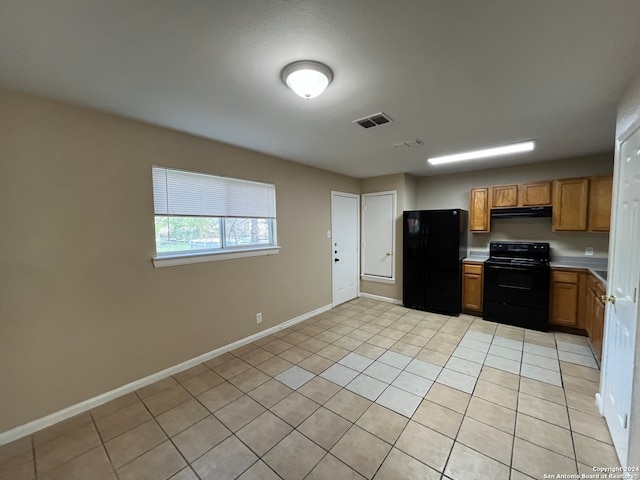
[{"x1": 483, "y1": 241, "x2": 551, "y2": 331}]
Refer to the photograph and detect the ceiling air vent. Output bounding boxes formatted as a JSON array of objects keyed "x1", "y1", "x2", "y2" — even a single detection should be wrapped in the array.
[{"x1": 353, "y1": 112, "x2": 393, "y2": 129}]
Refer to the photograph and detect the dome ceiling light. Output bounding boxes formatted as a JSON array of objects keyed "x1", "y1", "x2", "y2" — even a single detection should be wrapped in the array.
[{"x1": 281, "y1": 61, "x2": 333, "y2": 99}]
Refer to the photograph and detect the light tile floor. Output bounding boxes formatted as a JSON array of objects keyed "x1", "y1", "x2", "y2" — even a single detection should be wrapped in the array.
[{"x1": 0, "y1": 298, "x2": 620, "y2": 480}]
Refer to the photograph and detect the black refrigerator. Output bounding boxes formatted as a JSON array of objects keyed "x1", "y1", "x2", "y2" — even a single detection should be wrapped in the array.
[{"x1": 403, "y1": 209, "x2": 468, "y2": 316}]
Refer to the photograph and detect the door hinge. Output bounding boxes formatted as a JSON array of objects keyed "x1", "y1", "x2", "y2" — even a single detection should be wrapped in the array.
[{"x1": 634, "y1": 287, "x2": 637, "y2": 304}]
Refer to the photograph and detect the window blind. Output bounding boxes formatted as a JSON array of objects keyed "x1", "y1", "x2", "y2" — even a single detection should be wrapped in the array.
[{"x1": 152, "y1": 166, "x2": 276, "y2": 218}]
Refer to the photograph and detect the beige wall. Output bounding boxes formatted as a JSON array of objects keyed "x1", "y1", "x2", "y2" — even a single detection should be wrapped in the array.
[
  {"x1": 617, "y1": 68, "x2": 640, "y2": 468},
  {"x1": 0, "y1": 88, "x2": 359, "y2": 432},
  {"x1": 417, "y1": 154, "x2": 614, "y2": 258}
]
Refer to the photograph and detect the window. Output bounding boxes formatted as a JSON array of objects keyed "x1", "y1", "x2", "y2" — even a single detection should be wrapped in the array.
[{"x1": 152, "y1": 166, "x2": 278, "y2": 267}]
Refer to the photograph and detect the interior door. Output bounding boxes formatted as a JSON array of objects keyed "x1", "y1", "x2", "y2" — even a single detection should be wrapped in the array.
[
  {"x1": 331, "y1": 192, "x2": 359, "y2": 306},
  {"x1": 600, "y1": 121, "x2": 640, "y2": 466},
  {"x1": 362, "y1": 192, "x2": 395, "y2": 278}
]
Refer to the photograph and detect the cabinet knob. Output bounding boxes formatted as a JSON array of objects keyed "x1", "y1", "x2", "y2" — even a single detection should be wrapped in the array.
[
  {"x1": 601, "y1": 294, "x2": 616, "y2": 304},
  {"x1": 386, "y1": 252, "x2": 392, "y2": 256}
]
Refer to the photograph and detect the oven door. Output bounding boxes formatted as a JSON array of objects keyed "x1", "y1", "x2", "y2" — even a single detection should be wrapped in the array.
[{"x1": 483, "y1": 262, "x2": 550, "y2": 309}]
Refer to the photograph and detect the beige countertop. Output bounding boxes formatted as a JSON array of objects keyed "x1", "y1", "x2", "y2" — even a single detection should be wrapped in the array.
[{"x1": 463, "y1": 252, "x2": 608, "y2": 285}]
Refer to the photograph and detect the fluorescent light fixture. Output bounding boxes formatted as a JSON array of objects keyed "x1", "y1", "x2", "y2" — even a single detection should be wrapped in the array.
[
  {"x1": 282, "y1": 60, "x2": 333, "y2": 99},
  {"x1": 427, "y1": 140, "x2": 535, "y2": 165}
]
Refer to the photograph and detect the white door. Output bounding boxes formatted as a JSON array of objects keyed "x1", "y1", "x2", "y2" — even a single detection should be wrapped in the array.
[
  {"x1": 600, "y1": 121, "x2": 640, "y2": 466},
  {"x1": 332, "y1": 192, "x2": 359, "y2": 306},
  {"x1": 362, "y1": 192, "x2": 396, "y2": 278}
]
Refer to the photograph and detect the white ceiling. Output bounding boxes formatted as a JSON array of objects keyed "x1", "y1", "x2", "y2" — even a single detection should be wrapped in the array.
[{"x1": 2, "y1": 1, "x2": 640, "y2": 178}]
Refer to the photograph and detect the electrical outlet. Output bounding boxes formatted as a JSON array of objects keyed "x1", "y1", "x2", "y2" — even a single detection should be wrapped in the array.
[
  {"x1": 585, "y1": 247, "x2": 594, "y2": 256},
  {"x1": 256, "y1": 312, "x2": 262, "y2": 324}
]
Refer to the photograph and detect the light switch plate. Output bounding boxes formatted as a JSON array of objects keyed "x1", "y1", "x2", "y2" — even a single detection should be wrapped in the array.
[{"x1": 585, "y1": 247, "x2": 594, "y2": 256}]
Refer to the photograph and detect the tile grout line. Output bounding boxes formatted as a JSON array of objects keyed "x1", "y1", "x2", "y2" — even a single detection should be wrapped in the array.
[
  {"x1": 14, "y1": 299, "x2": 609, "y2": 479},
  {"x1": 88, "y1": 409, "x2": 120, "y2": 480},
  {"x1": 31, "y1": 434, "x2": 38, "y2": 480}
]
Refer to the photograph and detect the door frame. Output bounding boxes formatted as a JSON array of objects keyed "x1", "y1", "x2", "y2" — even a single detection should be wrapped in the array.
[
  {"x1": 331, "y1": 191, "x2": 360, "y2": 306},
  {"x1": 361, "y1": 190, "x2": 397, "y2": 284}
]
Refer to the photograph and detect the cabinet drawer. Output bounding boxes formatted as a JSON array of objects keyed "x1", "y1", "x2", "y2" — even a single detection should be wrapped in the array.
[
  {"x1": 552, "y1": 270, "x2": 580, "y2": 284},
  {"x1": 595, "y1": 282, "x2": 606, "y2": 297},
  {"x1": 463, "y1": 263, "x2": 483, "y2": 275},
  {"x1": 586, "y1": 274, "x2": 598, "y2": 292}
]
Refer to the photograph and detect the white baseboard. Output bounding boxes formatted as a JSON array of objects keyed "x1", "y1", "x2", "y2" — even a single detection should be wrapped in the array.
[
  {"x1": 0, "y1": 303, "x2": 332, "y2": 446},
  {"x1": 359, "y1": 292, "x2": 403, "y2": 305}
]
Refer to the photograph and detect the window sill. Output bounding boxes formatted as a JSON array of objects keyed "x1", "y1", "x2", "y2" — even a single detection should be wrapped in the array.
[
  {"x1": 361, "y1": 274, "x2": 395, "y2": 284},
  {"x1": 153, "y1": 246, "x2": 281, "y2": 268}
]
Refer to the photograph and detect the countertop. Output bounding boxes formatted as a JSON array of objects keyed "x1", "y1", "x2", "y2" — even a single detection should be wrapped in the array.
[
  {"x1": 550, "y1": 255, "x2": 608, "y2": 286},
  {"x1": 463, "y1": 252, "x2": 608, "y2": 285},
  {"x1": 463, "y1": 255, "x2": 488, "y2": 263}
]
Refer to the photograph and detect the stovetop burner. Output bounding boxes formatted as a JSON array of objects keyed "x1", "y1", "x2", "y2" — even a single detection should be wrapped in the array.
[
  {"x1": 486, "y1": 257, "x2": 549, "y2": 267},
  {"x1": 486, "y1": 241, "x2": 550, "y2": 266}
]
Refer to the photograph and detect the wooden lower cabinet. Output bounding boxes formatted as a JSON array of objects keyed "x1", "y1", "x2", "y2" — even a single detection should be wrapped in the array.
[
  {"x1": 462, "y1": 262, "x2": 483, "y2": 314},
  {"x1": 549, "y1": 268, "x2": 587, "y2": 329},
  {"x1": 585, "y1": 273, "x2": 606, "y2": 359},
  {"x1": 550, "y1": 267, "x2": 605, "y2": 359}
]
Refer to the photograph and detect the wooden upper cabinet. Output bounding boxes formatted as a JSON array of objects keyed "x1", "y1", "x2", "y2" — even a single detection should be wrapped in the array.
[
  {"x1": 491, "y1": 185, "x2": 518, "y2": 208},
  {"x1": 469, "y1": 187, "x2": 490, "y2": 232},
  {"x1": 521, "y1": 181, "x2": 552, "y2": 206},
  {"x1": 552, "y1": 177, "x2": 589, "y2": 231},
  {"x1": 588, "y1": 175, "x2": 613, "y2": 232}
]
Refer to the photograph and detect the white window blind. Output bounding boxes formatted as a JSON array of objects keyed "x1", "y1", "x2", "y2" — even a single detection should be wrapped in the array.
[{"x1": 152, "y1": 166, "x2": 276, "y2": 218}]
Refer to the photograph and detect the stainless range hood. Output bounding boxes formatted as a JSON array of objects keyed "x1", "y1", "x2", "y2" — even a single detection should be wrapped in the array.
[{"x1": 491, "y1": 206, "x2": 552, "y2": 218}]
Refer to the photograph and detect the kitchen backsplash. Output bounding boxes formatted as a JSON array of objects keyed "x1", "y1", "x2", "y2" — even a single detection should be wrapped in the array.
[{"x1": 466, "y1": 217, "x2": 609, "y2": 258}]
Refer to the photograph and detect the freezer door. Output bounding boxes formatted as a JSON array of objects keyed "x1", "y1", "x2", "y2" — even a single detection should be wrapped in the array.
[{"x1": 403, "y1": 211, "x2": 426, "y2": 309}]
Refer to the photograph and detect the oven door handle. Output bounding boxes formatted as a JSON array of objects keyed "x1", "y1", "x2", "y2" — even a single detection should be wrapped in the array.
[
  {"x1": 497, "y1": 283, "x2": 531, "y2": 291},
  {"x1": 486, "y1": 265, "x2": 530, "y2": 272}
]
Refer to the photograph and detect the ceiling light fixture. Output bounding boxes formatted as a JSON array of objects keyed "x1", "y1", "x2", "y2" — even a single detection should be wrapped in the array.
[
  {"x1": 281, "y1": 60, "x2": 333, "y2": 99},
  {"x1": 427, "y1": 140, "x2": 536, "y2": 165}
]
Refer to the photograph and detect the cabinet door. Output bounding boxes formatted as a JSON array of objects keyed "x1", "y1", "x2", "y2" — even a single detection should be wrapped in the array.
[
  {"x1": 588, "y1": 175, "x2": 613, "y2": 232},
  {"x1": 469, "y1": 187, "x2": 490, "y2": 232},
  {"x1": 585, "y1": 289, "x2": 596, "y2": 338},
  {"x1": 592, "y1": 281, "x2": 606, "y2": 358},
  {"x1": 552, "y1": 177, "x2": 589, "y2": 231},
  {"x1": 491, "y1": 185, "x2": 518, "y2": 208},
  {"x1": 462, "y1": 264, "x2": 483, "y2": 313},
  {"x1": 585, "y1": 275, "x2": 597, "y2": 337},
  {"x1": 593, "y1": 295, "x2": 604, "y2": 359},
  {"x1": 550, "y1": 282, "x2": 579, "y2": 326},
  {"x1": 521, "y1": 181, "x2": 552, "y2": 206}
]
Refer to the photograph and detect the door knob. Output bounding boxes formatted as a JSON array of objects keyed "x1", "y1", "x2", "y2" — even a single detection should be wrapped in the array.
[{"x1": 601, "y1": 294, "x2": 616, "y2": 304}]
